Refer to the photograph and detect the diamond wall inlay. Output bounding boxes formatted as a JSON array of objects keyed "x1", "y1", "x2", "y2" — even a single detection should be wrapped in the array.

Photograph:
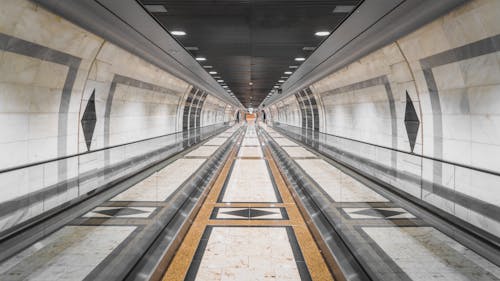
[
  {"x1": 404, "y1": 91, "x2": 420, "y2": 153},
  {"x1": 81, "y1": 90, "x2": 97, "y2": 151}
]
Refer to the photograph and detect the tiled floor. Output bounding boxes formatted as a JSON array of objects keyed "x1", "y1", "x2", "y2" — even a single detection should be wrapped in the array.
[
  {"x1": 262, "y1": 124, "x2": 500, "y2": 281},
  {"x1": 185, "y1": 145, "x2": 219, "y2": 157},
  {"x1": 111, "y1": 158, "x2": 206, "y2": 201},
  {"x1": 164, "y1": 122, "x2": 333, "y2": 281},
  {"x1": 0, "y1": 127, "x2": 237, "y2": 281},
  {"x1": 0, "y1": 226, "x2": 136, "y2": 280},
  {"x1": 363, "y1": 227, "x2": 500, "y2": 281},
  {"x1": 238, "y1": 146, "x2": 264, "y2": 158},
  {"x1": 212, "y1": 207, "x2": 286, "y2": 220},
  {"x1": 281, "y1": 147, "x2": 317, "y2": 158},
  {"x1": 193, "y1": 227, "x2": 303, "y2": 281},
  {"x1": 205, "y1": 137, "x2": 228, "y2": 146}
]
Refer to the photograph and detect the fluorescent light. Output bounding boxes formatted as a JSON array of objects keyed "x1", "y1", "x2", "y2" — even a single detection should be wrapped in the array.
[
  {"x1": 289, "y1": 66, "x2": 298, "y2": 69},
  {"x1": 144, "y1": 4, "x2": 167, "y2": 13},
  {"x1": 315, "y1": 31, "x2": 330, "y2": 36},
  {"x1": 284, "y1": 71, "x2": 292, "y2": 75},
  {"x1": 171, "y1": 30, "x2": 186, "y2": 36},
  {"x1": 217, "y1": 79, "x2": 224, "y2": 82},
  {"x1": 295, "y1": 57, "x2": 305, "y2": 61},
  {"x1": 222, "y1": 85, "x2": 228, "y2": 88},
  {"x1": 303, "y1": 46, "x2": 316, "y2": 51},
  {"x1": 185, "y1": 46, "x2": 199, "y2": 51},
  {"x1": 195, "y1": 57, "x2": 206, "y2": 61},
  {"x1": 278, "y1": 80, "x2": 285, "y2": 83},
  {"x1": 274, "y1": 86, "x2": 279, "y2": 88},
  {"x1": 203, "y1": 65, "x2": 213, "y2": 68},
  {"x1": 209, "y1": 71, "x2": 217, "y2": 74}
]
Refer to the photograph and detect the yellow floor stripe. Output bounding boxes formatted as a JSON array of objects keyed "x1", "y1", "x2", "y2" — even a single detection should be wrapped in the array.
[{"x1": 162, "y1": 128, "x2": 334, "y2": 281}]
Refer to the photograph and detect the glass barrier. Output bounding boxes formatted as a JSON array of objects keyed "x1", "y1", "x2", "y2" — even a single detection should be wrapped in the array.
[
  {"x1": 271, "y1": 122, "x2": 500, "y2": 241},
  {"x1": 0, "y1": 124, "x2": 228, "y2": 238}
]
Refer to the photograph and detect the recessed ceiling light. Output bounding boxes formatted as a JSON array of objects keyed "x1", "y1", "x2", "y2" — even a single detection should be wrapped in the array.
[
  {"x1": 278, "y1": 80, "x2": 285, "y2": 83},
  {"x1": 203, "y1": 65, "x2": 213, "y2": 68},
  {"x1": 315, "y1": 31, "x2": 330, "y2": 37},
  {"x1": 295, "y1": 57, "x2": 306, "y2": 61},
  {"x1": 195, "y1": 57, "x2": 206, "y2": 61},
  {"x1": 144, "y1": 4, "x2": 167, "y2": 13},
  {"x1": 333, "y1": 5, "x2": 355, "y2": 13},
  {"x1": 249, "y1": 82, "x2": 253, "y2": 86},
  {"x1": 185, "y1": 46, "x2": 199, "y2": 51},
  {"x1": 289, "y1": 66, "x2": 298, "y2": 69},
  {"x1": 217, "y1": 79, "x2": 224, "y2": 82},
  {"x1": 223, "y1": 85, "x2": 228, "y2": 88},
  {"x1": 284, "y1": 71, "x2": 293, "y2": 75},
  {"x1": 274, "y1": 86, "x2": 279, "y2": 88},
  {"x1": 209, "y1": 71, "x2": 217, "y2": 74},
  {"x1": 171, "y1": 31, "x2": 186, "y2": 36},
  {"x1": 281, "y1": 76, "x2": 288, "y2": 79}
]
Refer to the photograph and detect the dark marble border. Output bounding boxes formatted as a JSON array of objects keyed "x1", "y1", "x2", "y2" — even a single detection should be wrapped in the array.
[
  {"x1": 210, "y1": 207, "x2": 289, "y2": 221},
  {"x1": 103, "y1": 73, "x2": 181, "y2": 153},
  {"x1": 0, "y1": 31, "x2": 82, "y2": 210},
  {"x1": 419, "y1": 34, "x2": 500, "y2": 190}
]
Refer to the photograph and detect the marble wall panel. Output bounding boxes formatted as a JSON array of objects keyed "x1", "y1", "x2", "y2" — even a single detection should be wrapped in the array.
[
  {"x1": 0, "y1": 0, "x2": 234, "y2": 236},
  {"x1": 271, "y1": 0, "x2": 500, "y2": 238}
]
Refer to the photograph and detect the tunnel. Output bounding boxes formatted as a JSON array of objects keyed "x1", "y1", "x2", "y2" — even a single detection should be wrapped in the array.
[{"x1": 0, "y1": 0, "x2": 499, "y2": 280}]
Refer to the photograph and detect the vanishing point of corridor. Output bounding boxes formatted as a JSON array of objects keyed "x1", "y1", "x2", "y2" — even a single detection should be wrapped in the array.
[{"x1": 0, "y1": 0, "x2": 500, "y2": 280}]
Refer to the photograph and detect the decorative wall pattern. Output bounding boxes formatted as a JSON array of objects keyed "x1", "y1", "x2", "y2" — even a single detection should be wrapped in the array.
[
  {"x1": 0, "y1": 0, "x2": 236, "y2": 236},
  {"x1": 269, "y1": 0, "x2": 500, "y2": 238}
]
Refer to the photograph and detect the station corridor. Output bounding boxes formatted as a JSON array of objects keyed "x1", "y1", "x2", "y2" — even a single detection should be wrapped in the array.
[{"x1": 0, "y1": 0, "x2": 499, "y2": 280}]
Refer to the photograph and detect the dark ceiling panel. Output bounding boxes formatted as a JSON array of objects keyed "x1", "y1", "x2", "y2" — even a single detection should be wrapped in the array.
[{"x1": 139, "y1": 0, "x2": 361, "y2": 107}]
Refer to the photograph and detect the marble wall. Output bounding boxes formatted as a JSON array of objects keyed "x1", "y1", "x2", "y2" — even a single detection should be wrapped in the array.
[
  {"x1": 270, "y1": 0, "x2": 500, "y2": 238},
  {"x1": 0, "y1": 0, "x2": 233, "y2": 235}
]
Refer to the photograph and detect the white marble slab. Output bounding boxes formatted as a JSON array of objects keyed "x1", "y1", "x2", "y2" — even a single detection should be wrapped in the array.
[
  {"x1": 269, "y1": 134, "x2": 283, "y2": 139},
  {"x1": 273, "y1": 137, "x2": 299, "y2": 147},
  {"x1": 282, "y1": 146, "x2": 317, "y2": 158},
  {"x1": 205, "y1": 137, "x2": 227, "y2": 146},
  {"x1": 295, "y1": 159, "x2": 388, "y2": 202},
  {"x1": 242, "y1": 138, "x2": 260, "y2": 146},
  {"x1": 111, "y1": 158, "x2": 205, "y2": 201},
  {"x1": 222, "y1": 159, "x2": 278, "y2": 203},
  {"x1": 0, "y1": 226, "x2": 136, "y2": 281},
  {"x1": 362, "y1": 227, "x2": 500, "y2": 281},
  {"x1": 185, "y1": 145, "x2": 219, "y2": 158},
  {"x1": 195, "y1": 227, "x2": 301, "y2": 281},
  {"x1": 238, "y1": 146, "x2": 263, "y2": 158}
]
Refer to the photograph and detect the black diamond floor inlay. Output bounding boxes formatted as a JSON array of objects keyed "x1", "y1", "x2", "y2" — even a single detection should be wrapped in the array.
[
  {"x1": 81, "y1": 89, "x2": 97, "y2": 151},
  {"x1": 404, "y1": 91, "x2": 420, "y2": 153},
  {"x1": 93, "y1": 207, "x2": 149, "y2": 217},
  {"x1": 221, "y1": 208, "x2": 278, "y2": 218},
  {"x1": 351, "y1": 208, "x2": 406, "y2": 218}
]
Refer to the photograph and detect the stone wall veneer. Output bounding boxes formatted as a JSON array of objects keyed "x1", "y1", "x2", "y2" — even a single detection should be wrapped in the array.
[
  {"x1": 0, "y1": 0, "x2": 235, "y2": 235},
  {"x1": 270, "y1": 0, "x2": 500, "y2": 238}
]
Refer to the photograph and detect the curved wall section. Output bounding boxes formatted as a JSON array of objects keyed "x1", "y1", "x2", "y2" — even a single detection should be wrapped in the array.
[
  {"x1": 269, "y1": 0, "x2": 500, "y2": 239},
  {"x1": 0, "y1": 0, "x2": 235, "y2": 236}
]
